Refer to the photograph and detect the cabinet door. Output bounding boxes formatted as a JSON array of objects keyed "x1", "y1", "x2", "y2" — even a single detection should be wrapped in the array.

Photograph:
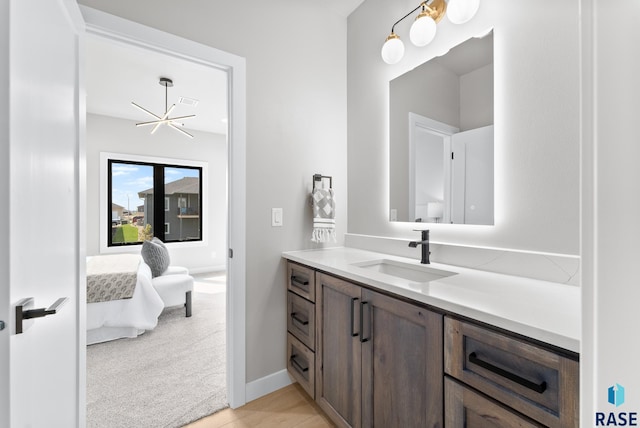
[
  {"x1": 445, "y1": 377, "x2": 544, "y2": 427},
  {"x1": 316, "y1": 273, "x2": 362, "y2": 428},
  {"x1": 361, "y1": 289, "x2": 443, "y2": 428}
]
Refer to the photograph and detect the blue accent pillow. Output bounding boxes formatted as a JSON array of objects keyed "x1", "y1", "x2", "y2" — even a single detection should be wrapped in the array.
[{"x1": 141, "y1": 238, "x2": 170, "y2": 277}]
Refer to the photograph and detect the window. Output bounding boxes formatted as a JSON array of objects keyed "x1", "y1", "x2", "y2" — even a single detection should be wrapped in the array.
[{"x1": 108, "y1": 159, "x2": 202, "y2": 246}]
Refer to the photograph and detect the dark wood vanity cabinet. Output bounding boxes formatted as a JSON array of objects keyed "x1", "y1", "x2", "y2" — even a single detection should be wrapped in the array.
[
  {"x1": 315, "y1": 272, "x2": 362, "y2": 427},
  {"x1": 286, "y1": 262, "x2": 317, "y2": 398},
  {"x1": 444, "y1": 317, "x2": 579, "y2": 427},
  {"x1": 360, "y1": 287, "x2": 443, "y2": 428},
  {"x1": 314, "y1": 271, "x2": 443, "y2": 428},
  {"x1": 285, "y1": 261, "x2": 579, "y2": 428}
]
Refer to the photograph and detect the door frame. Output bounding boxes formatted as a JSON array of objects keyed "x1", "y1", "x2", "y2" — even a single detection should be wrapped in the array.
[
  {"x1": 80, "y1": 6, "x2": 247, "y2": 408},
  {"x1": 408, "y1": 112, "x2": 459, "y2": 223}
]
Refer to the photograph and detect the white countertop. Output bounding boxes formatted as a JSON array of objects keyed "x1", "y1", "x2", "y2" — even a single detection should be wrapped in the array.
[{"x1": 282, "y1": 247, "x2": 580, "y2": 353}]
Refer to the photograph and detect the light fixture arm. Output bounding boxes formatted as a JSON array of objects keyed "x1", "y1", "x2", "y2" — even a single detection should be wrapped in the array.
[
  {"x1": 391, "y1": 0, "x2": 440, "y2": 33},
  {"x1": 159, "y1": 76, "x2": 174, "y2": 114},
  {"x1": 390, "y1": 1, "x2": 428, "y2": 34}
]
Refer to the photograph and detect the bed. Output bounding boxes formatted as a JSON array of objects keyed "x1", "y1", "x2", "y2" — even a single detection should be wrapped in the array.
[{"x1": 86, "y1": 254, "x2": 165, "y2": 345}]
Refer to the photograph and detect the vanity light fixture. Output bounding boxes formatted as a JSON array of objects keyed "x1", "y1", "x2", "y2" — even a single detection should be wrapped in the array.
[
  {"x1": 381, "y1": 0, "x2": 480, "y2": 64},
  {"x1": 132, "y1": 77, "x2": 196, "y2": 139}
]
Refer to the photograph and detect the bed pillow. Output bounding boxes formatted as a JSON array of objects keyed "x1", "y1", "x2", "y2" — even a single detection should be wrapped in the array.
[{"x1": 141, "y1": 238, "x2": 170, "y2": 277}]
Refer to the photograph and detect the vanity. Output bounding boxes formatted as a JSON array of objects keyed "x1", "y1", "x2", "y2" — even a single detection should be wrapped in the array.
[{"x1": 282, "y1": 247, "x2": 579, "y2": 427}]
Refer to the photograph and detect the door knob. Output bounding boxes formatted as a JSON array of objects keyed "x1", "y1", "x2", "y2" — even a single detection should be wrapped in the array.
[
  {"x1": 15, "y1": 297, "x2": 69, "y2": 334},
  {"x1": 0, "y1": 320, "x2": 4, "y2": 331}
]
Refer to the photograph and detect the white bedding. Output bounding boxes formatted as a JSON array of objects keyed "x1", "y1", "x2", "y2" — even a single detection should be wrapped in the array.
[{"x1": 86, "y1": 257, "x2": 164, "y2": 345}]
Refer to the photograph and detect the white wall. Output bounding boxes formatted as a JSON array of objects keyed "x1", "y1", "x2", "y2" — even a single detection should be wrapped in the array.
[
  {"x1": 78, "y1": 0, "x2": 348, "y2": 385},
  {"x1": 460, "y1": 63, "x2": 493, "y2": 131},
  {"x1": 581, "y1": 0, "x2": 640, "y2": 419},
  {"x1": 348, "y1": 0, "x2": 580, "y2": 256},
  {"x1": 86, "y1": 113, "x2": 228, "y2": 272}
]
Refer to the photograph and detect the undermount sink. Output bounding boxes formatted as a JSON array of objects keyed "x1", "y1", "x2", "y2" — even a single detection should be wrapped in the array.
[{"x1": 351, "y1": 259, "x2": 457, "y2": 283}]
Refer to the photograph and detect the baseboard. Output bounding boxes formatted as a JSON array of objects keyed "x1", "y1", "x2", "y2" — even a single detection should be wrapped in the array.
[
  {"x1": 188, "y1": 264, "x2": 226, "y2": 275},
  {"x1": 245, "y1": 369, "x2": 293, "y2": 403}
]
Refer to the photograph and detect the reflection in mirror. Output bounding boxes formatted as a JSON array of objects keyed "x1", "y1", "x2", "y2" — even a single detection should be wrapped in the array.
[{"x1": 389, "y1": 30, "x2": 494, "y2": 225}]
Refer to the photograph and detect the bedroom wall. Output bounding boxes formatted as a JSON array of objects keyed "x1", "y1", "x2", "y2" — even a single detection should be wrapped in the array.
[
  {"x1": 78, "y1": 0, "x2": 348, "y2": 387},
  {"x1": 347, "y1": 0, "x2": 580, "y2": 257},
  {"x1": 86, "y1": 113, "x2": 228, "y2": 272}
]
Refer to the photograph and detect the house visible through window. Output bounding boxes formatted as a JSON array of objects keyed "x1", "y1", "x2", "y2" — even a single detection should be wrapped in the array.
[{"x1": 108, "y1": 159, "x2": 203, "y2": 246}]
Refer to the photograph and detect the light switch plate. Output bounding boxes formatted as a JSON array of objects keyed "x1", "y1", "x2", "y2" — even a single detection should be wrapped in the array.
[{"x1": 272, "y1": 208, "x2": 283, "y2": 227}]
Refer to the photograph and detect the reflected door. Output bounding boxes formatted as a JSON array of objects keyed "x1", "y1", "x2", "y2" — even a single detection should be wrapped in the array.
[{"x1": 451, "y1": 125, "x2": 494, "y2": 225}]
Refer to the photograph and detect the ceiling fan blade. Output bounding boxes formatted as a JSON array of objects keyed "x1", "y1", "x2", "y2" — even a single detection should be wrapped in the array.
[
  {"x1": 131, "y1": 101, "x2": 162, "y2": 119},
  {"x1": 169, "y1": 122, "x2": 194, "y2": 139}
]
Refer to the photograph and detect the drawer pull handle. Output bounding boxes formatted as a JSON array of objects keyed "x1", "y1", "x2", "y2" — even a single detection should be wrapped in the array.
[
  {"x1": 350, "y1": 297, "x2": 359, "y2": 337},
  {"x1": 291, "y1": 275, "x2": 309, "y2": 289},
  {"x1": 290, "y1": 312, "x2": 309, "y2": 326},
  {"x1": 290, "y1": 354, "x2": 309, "y2": 373},
  {"x1": 359, "y1": 301, "x2": 370, "y2": 343},
  {"x1": 468, "y1": 352, "x2": 547, "y2": 394}
]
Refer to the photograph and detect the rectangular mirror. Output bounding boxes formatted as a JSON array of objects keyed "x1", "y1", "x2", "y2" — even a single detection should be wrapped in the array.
[{"x1": 389, "y1": 30, "x2": 494, "y2": 225}]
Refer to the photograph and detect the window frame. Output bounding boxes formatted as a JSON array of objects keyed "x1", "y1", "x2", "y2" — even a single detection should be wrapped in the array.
[{"x1": 101, "y1": 152, "x2": 207, "y2": 252}]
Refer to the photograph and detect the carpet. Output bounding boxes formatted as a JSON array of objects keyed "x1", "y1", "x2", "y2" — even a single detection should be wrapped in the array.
[{"x1": 87, "y1": 275, "x2": 227, "y2": 428}]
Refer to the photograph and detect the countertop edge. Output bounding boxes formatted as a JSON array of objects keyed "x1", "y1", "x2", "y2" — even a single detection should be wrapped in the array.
[{"x1": 283, "y1": 248, "x2": 580, "y2": 354}]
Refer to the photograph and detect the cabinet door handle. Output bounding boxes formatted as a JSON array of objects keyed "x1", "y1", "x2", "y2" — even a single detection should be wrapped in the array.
[
  {"x1": 290, "y1": 354, "x2": 309, "y2": 373},
  {"x1": 290, "y1": 275, "x2": 309, "y2": 289},
  {"x1": 350, "y1": 297, "x2": 359, "y2": 337},
  {"x1": 359, "y1": 301, "x2": 370, "y2": 343},
  {"x1": 290, "y1": 312, "x2": 309, "y2": 326},
  {"x1": 468, "y1": 352, "x2": 547, "y2": 394}
]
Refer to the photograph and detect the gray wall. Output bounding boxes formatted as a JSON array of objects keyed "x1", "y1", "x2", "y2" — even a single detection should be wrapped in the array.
[
  {"x1": 79, "y1": 1, "x2": 348, "y2": 384},
  {"x1": 348, "y1": 0, "x2": 580, "y2": 256}
]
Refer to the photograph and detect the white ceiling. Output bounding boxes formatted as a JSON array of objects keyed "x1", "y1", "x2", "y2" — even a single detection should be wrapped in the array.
[
  {"x1": 86, "y1": 36, "x2": 229, "y2": 135},
  {"x1": 85, "y1": 1, "x2": 366, "y2": 136},
  {"x1": 324, "y1": 0, "x2": 366, "y2": 17}
]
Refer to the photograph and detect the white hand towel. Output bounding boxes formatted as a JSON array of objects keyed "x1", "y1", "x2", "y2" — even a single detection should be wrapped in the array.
[{"x1": 311, "y1": 187, "x2": 336, "y2": 243}]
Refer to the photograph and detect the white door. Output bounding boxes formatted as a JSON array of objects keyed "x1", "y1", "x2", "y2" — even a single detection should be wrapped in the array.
[
  {"x1": 451, "y1": 125, "x2": 494, "y2": 225},
  {"x1": 0, "y1": 0, "x2": 85, "y2": 426}
]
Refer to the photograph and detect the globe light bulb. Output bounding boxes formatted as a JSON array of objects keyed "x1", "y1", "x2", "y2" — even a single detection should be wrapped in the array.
[
  {"x1": 381, "y1": 33, "x2": 405, "y2": 64},
  {"x1": 409, "y1": 13, "x2": 437, "y2": 47},
  {"x1": 447, "y1": 0, "x2": 480, "y2": 24}
]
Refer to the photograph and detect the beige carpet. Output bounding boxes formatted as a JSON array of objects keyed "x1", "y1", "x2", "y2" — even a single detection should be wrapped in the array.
[{"x1": 87, "y1": 273, "x2": 227, "y2": 428}]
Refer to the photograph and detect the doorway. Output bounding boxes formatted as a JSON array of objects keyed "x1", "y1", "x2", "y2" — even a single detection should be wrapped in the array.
[{"x1": 81, "y1": 5, "x2": 247, "y2": 419}]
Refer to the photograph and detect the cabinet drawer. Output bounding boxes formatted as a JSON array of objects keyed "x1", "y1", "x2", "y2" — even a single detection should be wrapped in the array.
[
  {"x1": 287, "y1": 291, "x2": 315, "y2": 351},
  {"x1": 287, "y1": 262, "x2": 316, "y2": 302},
  {"x1": 287, "y1": 333, "x2": 315, "y2": 399},
  {"x1": 445, "y1": 376, "x2": 544, "y2": 427},
  {"x1": 445, "y1": 317, "x2": 578, "y2": 427}
]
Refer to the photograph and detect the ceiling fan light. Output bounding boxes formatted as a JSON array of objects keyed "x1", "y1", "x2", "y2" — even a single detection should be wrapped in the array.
[
  {"x1": 446, "y1": 0, "x2": 480, "y2": 24},
  {"x1": 410, "y1": 13, "x2": 437, "y2": 47},
  {"x1": 381, "y1": 33, "x2": 405, "y2": 65}
]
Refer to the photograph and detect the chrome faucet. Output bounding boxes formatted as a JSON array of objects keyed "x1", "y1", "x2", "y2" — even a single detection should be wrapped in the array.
[{"x1": 408, "y1": 229, "x2": 430, "y2": 264}]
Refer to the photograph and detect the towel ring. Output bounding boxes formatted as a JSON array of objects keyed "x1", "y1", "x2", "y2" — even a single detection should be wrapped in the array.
[{"x1": 313, "y1": 174, "x2": 332, "y2": 190}]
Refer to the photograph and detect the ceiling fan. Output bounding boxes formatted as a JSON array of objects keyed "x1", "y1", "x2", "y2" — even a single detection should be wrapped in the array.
[{"x1": 131, "y1": 77, "x2": 195, "y2": 139}]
